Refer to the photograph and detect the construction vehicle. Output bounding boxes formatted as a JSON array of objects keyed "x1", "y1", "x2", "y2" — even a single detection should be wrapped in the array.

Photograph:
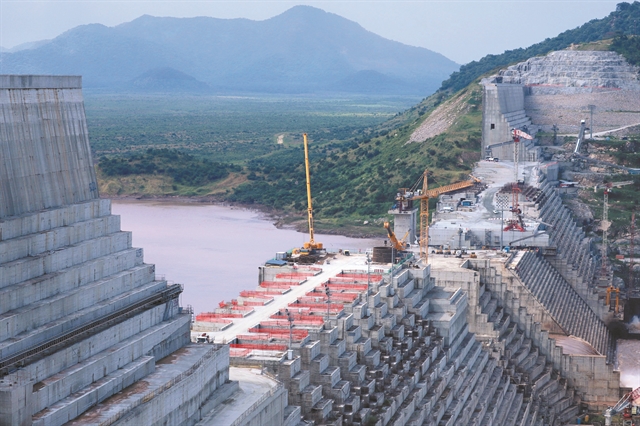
[
  {"x1": 394, "y1": 170, "x2": 481, "y2": 262},
  {"x1": 384, "y1": 222, "x2": 409, "y2": 251},
  {"x1": 604, "y1": 386, "x2": 640, "y2": 426},
  {"x1": 286, "y1": 134, "x2": 324, "y2": 264},
  {"x1": 606, "y1": 285, "x2": 621, "y2": 313}
]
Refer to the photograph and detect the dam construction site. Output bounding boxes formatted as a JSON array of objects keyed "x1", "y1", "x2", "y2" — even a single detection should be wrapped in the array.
[{"x1": 1, "y1": 47, "x2": 640, "y2": 426}]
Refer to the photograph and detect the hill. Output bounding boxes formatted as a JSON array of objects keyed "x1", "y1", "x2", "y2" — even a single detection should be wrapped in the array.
[
  {"x1": 440, "y1": 1, "x2": 640, "y2": 93},
  {"x1": 0, "y1": 6, "x2": 459, "y2": 96}
]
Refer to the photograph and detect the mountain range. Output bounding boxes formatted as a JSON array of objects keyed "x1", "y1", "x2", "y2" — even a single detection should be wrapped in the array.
[{"x1": 0, "y1": 6, "x2": 459, "y2": 95}]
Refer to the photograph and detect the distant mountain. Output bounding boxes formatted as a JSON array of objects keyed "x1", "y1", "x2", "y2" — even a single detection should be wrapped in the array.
[
  {"x1": 0, "y1": 6, "x2": 459, "y2": 95},
  {"x1": 4, "y1": 40, "x2": 51, "y2": 53}
]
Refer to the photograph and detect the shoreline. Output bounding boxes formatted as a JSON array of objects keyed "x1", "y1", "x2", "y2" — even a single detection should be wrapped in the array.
[{"x1": 104, "y1": 195, "x2": 383, "y2": 239}]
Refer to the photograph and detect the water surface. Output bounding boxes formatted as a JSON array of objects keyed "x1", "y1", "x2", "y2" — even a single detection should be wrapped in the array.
[{"x1": 112, "y1": 201, "x2": 380, "y2": 314}]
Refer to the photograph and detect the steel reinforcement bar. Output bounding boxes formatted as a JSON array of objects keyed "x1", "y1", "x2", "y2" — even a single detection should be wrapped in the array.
[{"x1": 0, "y1": 284, "x2": 182, "y2": 375}]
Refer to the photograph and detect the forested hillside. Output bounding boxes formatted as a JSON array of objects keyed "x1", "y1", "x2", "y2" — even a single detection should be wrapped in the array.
[{"x1": 441, "y1": 1, "x2": 640, "y2": 93}]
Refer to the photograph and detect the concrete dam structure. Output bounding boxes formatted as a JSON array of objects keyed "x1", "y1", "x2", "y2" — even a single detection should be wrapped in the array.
[{"x1": 0, "y1": 76, "x2": 242, "y2": 426}]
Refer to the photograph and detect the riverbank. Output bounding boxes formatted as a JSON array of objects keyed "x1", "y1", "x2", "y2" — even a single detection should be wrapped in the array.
[{"x1": 103, "y1": 195, "x2": 387, "y2": 239}]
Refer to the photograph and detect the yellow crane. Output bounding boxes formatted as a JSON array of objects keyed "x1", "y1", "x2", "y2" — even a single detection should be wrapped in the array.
[
  {"x1": 396, "y1": 170, "x2": 481, "y2": 262},
  {"x1": 302, "y1": 133, "x2": 322, "y2": 252},
  {"x1": 384, "y1": 222, "x2": 409, "y2": 251}
]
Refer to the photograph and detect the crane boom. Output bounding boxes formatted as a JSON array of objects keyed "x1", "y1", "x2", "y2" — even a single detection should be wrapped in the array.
[
  {"x1": 384, "y1": 222, "x2": 407, "y2": 251},
  {"x1": 302, "y1": 133, "x2": 322, "y2": 250},
  {"x1": 400, "y1": 170, "x2": 481, "y2": 262}
]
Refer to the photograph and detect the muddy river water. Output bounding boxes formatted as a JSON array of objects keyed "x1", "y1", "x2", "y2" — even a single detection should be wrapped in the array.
[{"x1": 111, "y1": 201, "x2": 380, "y2": 314}]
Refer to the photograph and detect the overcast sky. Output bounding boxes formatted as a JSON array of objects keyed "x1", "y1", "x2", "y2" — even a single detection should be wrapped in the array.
[{"x1": 0, "y1": 0, "x2": 624, "y2": 64}]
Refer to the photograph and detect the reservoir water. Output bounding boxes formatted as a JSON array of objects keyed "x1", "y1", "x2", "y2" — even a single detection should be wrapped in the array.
[{"x1": 111, "y1": 201, "x2": 380, "y2": 314}]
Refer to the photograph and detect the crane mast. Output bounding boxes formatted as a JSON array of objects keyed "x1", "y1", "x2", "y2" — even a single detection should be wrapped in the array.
[{"x1": 302, "y1": 133, "x2": 322, "y2": 250}]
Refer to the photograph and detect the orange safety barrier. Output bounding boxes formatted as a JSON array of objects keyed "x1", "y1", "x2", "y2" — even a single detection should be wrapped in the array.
[
  {"x1": 196, "y1": 312, "x2": 243, "y2": 320},
  {"x1": 241, "y1": 300, "x2": 267, "y2": 307},
  {"x1": 270, "y1": 314, "x2": 326, "y2": 323},
  {"x1": 299, "y1": 294, "x2": 357, "y2": 303},
  {"x1": 230, "y1": 343, "x2": 288, "y2": 351},
  {"x1": 260, "y1": 281, "x2": 297, "y2": 288},
  {"x1": 240, "y1": 290, "x2": 281, "y2": 297},
  {"x1": 288, "y1": 302, "x2": 344, "y2": 312},
  {"x1": 320, "y1": 283, "x2": 368, "y2": 291},
  {"x1": 228, "y1": 305, "x2": 253, "y2": 311},
  {"x1": 276, "y1": 272, "x2": 315, "y2": 279},
  {"x1": 260, "y1": 319, "x2": 323, "y2": 327},
  {"x1": 327, "y1": 277, "x2": 370, "y2": 284},
  {"x1": 229, "y1": 348, "x2": 251, "y2": 357},
  {"x1": 247, "y1": 328, "x2": 309, "y2": 339}
]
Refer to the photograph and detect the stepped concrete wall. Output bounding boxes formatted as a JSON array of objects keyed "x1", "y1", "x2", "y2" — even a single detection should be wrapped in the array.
[
  {"x1": 0, "y1": 75, "x2": 98, "y2": 218},
  {"x1": 0, "y1": 76, "x2": 240, "y2": 426},
  {"x1": 463, "y1": 258, "x2": 620, "y2": 409}
]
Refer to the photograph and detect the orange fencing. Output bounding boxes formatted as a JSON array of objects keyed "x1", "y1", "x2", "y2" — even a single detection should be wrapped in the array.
[
  {"x1": 321, "y1": 283, "x2": 368, "y2": 292},
  {"x1": 245, "y1": 329, "x2": 309, "y2": 339},
  {"x1": 196, "y1": 312, "x2": 243, "y2": 321},
  {"x1": 230, "y1": 343, "x2": 287, "y2": 351},
  {"x1": 299, "y1": 293, "x2": 357, "y2": 303},
  {"x1": 230, "y1": 348, "x2": 250, "y2": 357},
  {"x1": 260, "y1": 281, "x2": 297, "y2": 289},
  {"x1": 276, "y1": 272, "x2": 315, "y2": 279},
  {"x1": 270, "y1": 314, "x2": 326, "y2": 324},
  {"x1": 240, "y1": 290, "x2": 281, "y2": 297},
  {"x1": 287, "y1": 302, "x2": 344, "y2": 312}
]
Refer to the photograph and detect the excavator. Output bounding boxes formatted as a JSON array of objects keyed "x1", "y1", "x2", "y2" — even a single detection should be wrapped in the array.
[
  {"x1": 287, "y1": 133, "x2": 324, "y2": 264},
  {"x1": 604, "y1": 386, "x2": 640, "y2": 426},
  {"x1": 383, "y1": 222, "x2": 409, "y2": 251}
]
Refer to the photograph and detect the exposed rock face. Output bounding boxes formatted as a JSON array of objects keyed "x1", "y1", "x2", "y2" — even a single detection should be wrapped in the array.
[
  {"x1": 482, "y1": 50, "x2": 640, "y2": 135},
  {"x1": 498, "y1": 50, "x2": 640, "y2": 93}
]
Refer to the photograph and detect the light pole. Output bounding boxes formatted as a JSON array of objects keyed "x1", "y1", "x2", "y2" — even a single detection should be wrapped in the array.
[
  {"x1": 285, "y1": 309, "x2": 294, "y2": 360},
  {"x1": 366, "y1": 252, "x2": 371, "y2": 294},
  {"x1": 324, "y1": 284, "x2": 331, "y2": 328},
  {"x1": 588, "y1": 104, "x2": 596, "y2": 139}
]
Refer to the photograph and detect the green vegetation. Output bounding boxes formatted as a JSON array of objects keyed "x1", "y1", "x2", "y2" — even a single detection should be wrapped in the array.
[
  {"x1": 611, "y1": 34, "x2": 640, "y2": 65},
  {"x1": 99, "y1": 148, "x2": 239, "y2": 186},
  {"x1": 440, "y1": 1, "x2": 640, "y2": 93},
  {"x1": 228, "y1": 85, "x2": 482, "y2": 218}
]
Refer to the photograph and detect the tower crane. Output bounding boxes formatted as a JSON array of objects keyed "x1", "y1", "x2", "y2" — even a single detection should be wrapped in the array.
[
  {"x1": 395, "y1": 170, "x2": 481, "y2": 262},
  {"x1": 604, "y1": 386, "x2": 640, "y2": 426},
  {"x1": 505, "y1": 128, "x2": 533, "y2": 232},
  {"x1": 595, "y1": 181, "x2": 634, "y2": 282}
]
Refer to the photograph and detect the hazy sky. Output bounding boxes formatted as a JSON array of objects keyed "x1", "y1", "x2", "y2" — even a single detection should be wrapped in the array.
[{"x1": 0, "y1": 0, "x2": 625, "y2": 63}]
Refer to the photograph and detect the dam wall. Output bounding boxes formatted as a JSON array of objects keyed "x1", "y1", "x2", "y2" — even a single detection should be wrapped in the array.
[
  {"x1": 0, "y1": 76, "x2": 98, "y2": 218},
  {"x1": 0, "y1": 76, "x2": 243, "y2": 426}
]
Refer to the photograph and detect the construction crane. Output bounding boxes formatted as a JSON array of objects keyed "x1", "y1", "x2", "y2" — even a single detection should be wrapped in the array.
[
  {"x1": 596, "y1": 181, "x2": 634, "y2": 281},
  {"x1": 605, "y1": 285, "x2": 621, "y2": 313},
  {"x1": 505, "y1": 128, "x2": 533, "y2": 232},
  {"x1": 384, "y1": 222, "x2": 409, "y2": 251},
  {"x1": 604, "y1": 386, "x2": 640, "y2": 426},
  {"x1": 395, "y1": 170, "x2": 481, "y2": 262},
  {"x1": 630, "y1": 212, "x2": 636, "y2": 293},
  {"x1": 302, "y1": 133, "x2": 322, "y2": 252}
]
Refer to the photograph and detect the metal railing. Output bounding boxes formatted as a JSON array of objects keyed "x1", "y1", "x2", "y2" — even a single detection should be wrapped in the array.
[
  {"x1": 0, "y1": 284, "x2": 182, "y2": 374},
  {"x1": 229, "y1": 381, "x2": 284, "y2": 426},
  {"x1": 99, "y1": 345, "x2": 220, "y2": 426}
]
